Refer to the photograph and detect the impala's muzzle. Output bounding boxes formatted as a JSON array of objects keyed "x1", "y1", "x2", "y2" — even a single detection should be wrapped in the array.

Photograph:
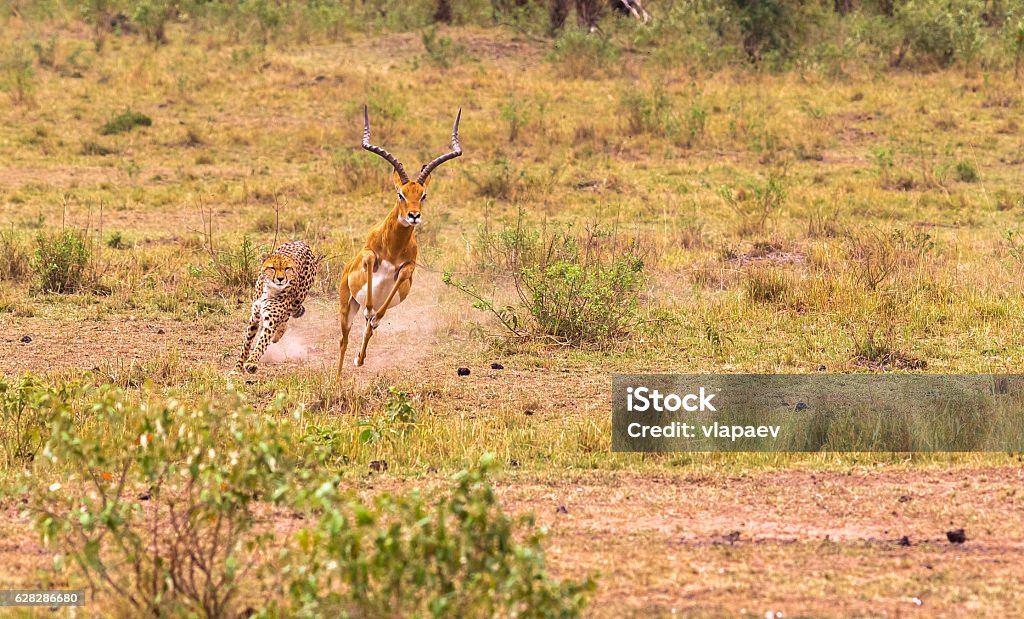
[{"x1": 406, "y1": 211, "x2": 421, "y2": 226}]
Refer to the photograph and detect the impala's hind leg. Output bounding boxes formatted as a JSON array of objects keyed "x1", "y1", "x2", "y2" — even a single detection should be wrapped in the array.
[
  {"x1": 356, "y1": 313, "x2": 374, "y2": 367},
  {"x1": 337, "y1": 296, "x2": 359, "y2": 377}
]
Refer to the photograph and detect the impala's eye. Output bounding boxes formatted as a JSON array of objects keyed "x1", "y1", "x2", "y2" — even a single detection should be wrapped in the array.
[
  {"x1": 398, "y1": 192, "x2": 406, "y2": 202},
  {"x1": 421, "y1": 193, "x2": 427, "y2": 201}
]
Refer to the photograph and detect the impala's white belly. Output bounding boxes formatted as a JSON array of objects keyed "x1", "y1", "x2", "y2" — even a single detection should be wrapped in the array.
[{"x1": 354, "y1": 259, "x2": 403, "y2": 311}]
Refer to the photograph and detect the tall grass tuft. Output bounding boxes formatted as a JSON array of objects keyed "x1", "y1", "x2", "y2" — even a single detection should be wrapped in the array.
[{"x1": 32, "y1": 229, "x2": 91, "y2": 293}]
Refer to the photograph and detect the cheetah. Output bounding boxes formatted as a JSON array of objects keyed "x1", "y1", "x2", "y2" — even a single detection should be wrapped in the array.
[{"x1": 234, "y1": 240, "x2": 317, "y2": 374}]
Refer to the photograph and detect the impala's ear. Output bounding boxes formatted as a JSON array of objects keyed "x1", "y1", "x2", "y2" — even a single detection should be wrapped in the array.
[{"x1": 392, "y1": 169, "x2": 404, "y2": 192}]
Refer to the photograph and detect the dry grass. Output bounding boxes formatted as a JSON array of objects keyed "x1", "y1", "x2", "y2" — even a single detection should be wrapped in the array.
[{"x1": 2, "y1": 15, "x2": 1024, "y2": 616}]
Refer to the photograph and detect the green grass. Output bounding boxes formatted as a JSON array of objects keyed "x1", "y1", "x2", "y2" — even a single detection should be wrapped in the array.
[{"x1": 2, "y1": 10, "x2": 1024, "y2": 615}]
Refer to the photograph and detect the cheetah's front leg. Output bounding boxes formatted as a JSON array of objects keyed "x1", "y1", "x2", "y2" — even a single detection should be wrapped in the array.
[
  {"x1": 271, "y1": 318, "x2": 289, "y2": 343},
  {"x1": 244, "y1": 316, "x2": 276, "y2": 374},
  {"x1": 234, "y1": 302, "x2": 260, "y2": 372}
]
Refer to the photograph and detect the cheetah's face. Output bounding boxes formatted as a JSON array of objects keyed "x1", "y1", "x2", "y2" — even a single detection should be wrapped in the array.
[{"x1": 262, "y1": 255, "x2": 297, "y2": 293}]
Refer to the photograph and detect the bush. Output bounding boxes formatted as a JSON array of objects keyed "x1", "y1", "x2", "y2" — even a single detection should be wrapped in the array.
[
  {"x1": 33, "y1": 229, "x2": 91, "y2": 293},
  {"x1": 22, "y1": 381, "x2": 590, "y2": 616},
  {"x1": 422, "y1": 25, "x2": 466, "y2": 68},
  {"x1": 99, "y1": 109, "x2": 153, "y2": 135},
  {"x1": 445, "y1": 215, "x2": 649, "y2": 346},
  {"x1": 955, "y1": 159, "x2": 978, "y2": 182},
  {"x1": 0, "y1": 46, "x2": 35, "y2": 105},
  {"x1": 130, "y1": 0, "x2": 178, "y2": 44},
  {"x1": 465, "y1": 159, "x2": 526, "y2": 201},
  {"x1": 0, "y1": 376, "x2": 54, "y2": 470},
  {"x1": 895, "y1": 0, "x2": 986, "y2": 68},
  {"x1": 283, "y1": 454, "x2": 595, "y2": 618},
  {"x1": 548, "y1": 30, "x2": 621, "y2": 79},
  {"x1": 718, "y1": 173, "x2": 787, "y2": 236},
  {"x1": 32, "y1": 385, "x2": 303, "y2": 617},
  {"x1": 0, "y1": 229, "x2": 31, "y2": 282},
  {"x1": 200, "y1": 235, "x2": 264, "y2": 296}
]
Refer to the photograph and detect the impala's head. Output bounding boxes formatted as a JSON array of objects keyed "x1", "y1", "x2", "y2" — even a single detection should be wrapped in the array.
[
  {"x1": 392, "y1": 171, "x2": 430, "y2": 227},
  {"x1": 361, "y1": 105, "x2": 462, "y2": 228},
  {"x1": 261, "y1": 254, "x2": 296, "y2": 292}
]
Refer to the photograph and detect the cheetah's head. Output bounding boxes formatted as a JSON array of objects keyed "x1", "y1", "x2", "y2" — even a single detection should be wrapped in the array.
[{"x1": 262, "y1": 254, "x2": 297, "y2": 293}]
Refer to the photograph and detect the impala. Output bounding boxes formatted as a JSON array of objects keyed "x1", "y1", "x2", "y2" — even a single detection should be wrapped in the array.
[{"x1": 337, "y1": 105, "x2": 462, "y2": 374}]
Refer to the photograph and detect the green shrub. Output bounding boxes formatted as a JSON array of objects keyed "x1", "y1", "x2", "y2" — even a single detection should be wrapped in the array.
[
  {"x1": 33, "y1": 229, "x2": 91, "y2": 293},
  {"x1": 130, "y1": 0, "x2": 178, "y2": 44},
  {"x1": 718, "y1": 173, "x2": 787, "y2": 236},
  {"x1": 620, "y1": 86, "x2": 678, "y2": 136},
  {"x1": 0, "y1": 229, "x2": 31, "y2": 282},
  {"x1": 22, "y1": 381, "x2": 589, "y2": 616},
  {"x1": 283, "y1": 454, "x2": 595, "y2": 618},
  {"x1": 0, "y1": 376, "x2": 53, "y2": 470},
  {"x1": 549, "y1": 30, "x2": 621, "y2": 79},
  {"x1": 201, "y1": 235, "x2": 264, "y2": 296},
  {"x1": 31, "y1": 385, "x2": 302, "y2": 617},
  {"x1": 99, "y1": 109, "x2": 153, "y2": 135},
  {"x1": 445, "y1": 216, "x2": 648, "y2": 346},
  {"x1": 422, "y1": 25, "x2": 466, "y2": 68},
  {"x1": 465, "y1": 159, "x2": 526, "y2": 201},
  {"x1": 955, "y1": 159, "x2": 978, "y2": 182},
  {"x1": 895, "y1": 0, "x2": 986, "y2": 67},
  {"x1": 0, "y1": 46, "x2": 35, "y2": 105}
]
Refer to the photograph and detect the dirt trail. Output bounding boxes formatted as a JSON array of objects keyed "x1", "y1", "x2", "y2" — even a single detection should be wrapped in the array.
[
  {"x1": 0, "y1": 275, "x2": 446, "y2": 378},
  {"x1": 259, "y1": 274, "x2": 444, "y2": 377}
]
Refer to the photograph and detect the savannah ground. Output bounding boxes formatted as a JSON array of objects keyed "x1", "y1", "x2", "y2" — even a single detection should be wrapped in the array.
[{"x1": 2, "y1": 3, "x2": 1024, "y2": 616}]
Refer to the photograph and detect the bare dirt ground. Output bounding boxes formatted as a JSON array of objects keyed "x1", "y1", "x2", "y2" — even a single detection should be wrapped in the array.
[
  {"x1": 0, "y1": 275, "x2": 443, "y2": 378},
  {"x1": 2, "y1": 466, "x2": 1022, "y2": 616},
  {"x1": 501, "y1": 466, "x2": 1024, "y2": 617}
]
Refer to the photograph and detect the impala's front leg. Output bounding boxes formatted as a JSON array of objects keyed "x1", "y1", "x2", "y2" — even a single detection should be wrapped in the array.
[{"x1": 355, "y1": 251, "x2": 377, "y2": 367}]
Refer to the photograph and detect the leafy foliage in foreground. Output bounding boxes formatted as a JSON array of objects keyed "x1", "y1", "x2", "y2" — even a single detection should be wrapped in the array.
[
  {"x1": 18, "y1": 378, "x2": 592, "y2": 617},
  {"x1": 286, "y1": 454, "x2": 594, "y2": 618}
]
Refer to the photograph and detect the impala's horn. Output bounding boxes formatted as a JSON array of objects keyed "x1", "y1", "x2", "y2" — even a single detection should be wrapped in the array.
[
  {"x1": 416, "y1": 108, "x2": 462, "y2": 184},
  {"x1": 361, "y1": 104, "x2": 409, "y2": 184}
]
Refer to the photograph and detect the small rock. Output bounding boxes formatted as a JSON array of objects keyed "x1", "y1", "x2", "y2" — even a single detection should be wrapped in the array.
[
  {"x1": 946, "y1": 528, "x2": 966, "y2": 544},
  {"x1": 555, "y1": 505, "x2": 569, "y2": 514},
  {"x1": 369, "y1": 460, "x2": 388, "y2": 473},
  {"x1": 157, "y1": 328, "x2": 165, "y2": 335},
  {"x1": 898, "y1": 536, "x2": 911, "y2": 546},
  {"x1": 795, "y1": 402, "x2": 808, "y2": 411},
  {"x1": 457, "y1": 367, "x2": 470, "y2": 376},
  {"x1": 524, "y1": 409, "x2": 535, "y2": 416},
  {"x1": 427, "y1": 466, "x2": 438, "y2": 474},
  {"x1": 509, "y1": 459, "x2": 520, "y2": 468},
  {"x1": 898, "y1": 495, "x2": 911, "y2": 503},
  {"x1": 491, "y1": 362, "x2": 504, "y2": 370},
  {"x1": 911, "y1": 597, "x2": 923, "y2": 607},
  {"x1": 20, "y1": 335, "x2": 31, "y2": 343}
]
